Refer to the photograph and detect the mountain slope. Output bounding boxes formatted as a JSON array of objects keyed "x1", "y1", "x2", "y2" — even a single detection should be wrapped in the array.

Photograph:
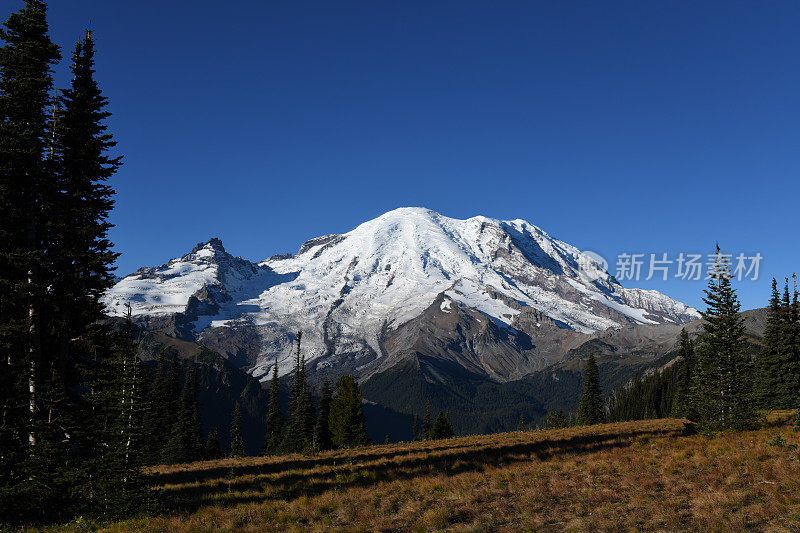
[{"x1": 103, "y1": 208, "x2": 699, "y2": 381}]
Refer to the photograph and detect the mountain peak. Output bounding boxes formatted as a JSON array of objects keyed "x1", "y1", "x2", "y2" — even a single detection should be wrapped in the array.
[
  {"x1": 190, "y1": 237, "x2": 226, "y2": 258},
  {"x1": 105, "y1": 209, "x2": 699, "y2": 380}
]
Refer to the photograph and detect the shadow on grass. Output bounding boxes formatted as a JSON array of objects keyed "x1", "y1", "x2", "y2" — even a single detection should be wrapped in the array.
[{"x1": 156, "y1": 424, "x2": 689, "y2": 514}]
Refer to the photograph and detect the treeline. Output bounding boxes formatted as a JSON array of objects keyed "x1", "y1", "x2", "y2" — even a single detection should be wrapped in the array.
[
  {"x1": 260, "y1": 332, "x2": 369, "y2": 455},
  {"x1": 0, "y1": 0, "x2": 149, "y2": 525},
  {"x1": 607, "y1": 253, "x2": 800, "y2": 432}
]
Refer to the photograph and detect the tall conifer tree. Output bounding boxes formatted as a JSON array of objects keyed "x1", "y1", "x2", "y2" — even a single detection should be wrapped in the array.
[
  {"x1": 671, "y1": 328, "x2": 696, "y2": 418},
  {"x1": 313, "y1": 376, "x2": 333, "y2": 452},
  {"x1": 281, "y1": 332, "x2": 314, "y2": 452},
  {"x1": 754, "y1": 279, "x2": 786, "y2": 408},
  {"x1": 0, "y1": 0, "x2": 60, "y2": 461},
  {"x1": 577, "y1": 354, "x2": 604, "y2": 425},
  {"x1": 163, "y1": 364, "x2": 203, "y2": 464},
  {"x1": 421, "y1": 399, "x2": 432, "y2": 440},
  {"x1": 52, "y1": 28, "x2": 120, "y2": 377},
  {"x1": 262, "y1": 358, "x2": 283, "y2": 455},
  {"x1": 229, "y1": 402, "x2": 245, "y2": 457},
  {"x1": 690, "y1": 246, "x2": 755, "y2": 431}
]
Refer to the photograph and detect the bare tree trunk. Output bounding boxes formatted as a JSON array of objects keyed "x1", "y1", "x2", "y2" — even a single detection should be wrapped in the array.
[
  {"x1": 27, "y1": 266, "x2": 40, "y2": 447},
  {"x1": 27, "y1": 192, "x2": 41, "y2": 448}
]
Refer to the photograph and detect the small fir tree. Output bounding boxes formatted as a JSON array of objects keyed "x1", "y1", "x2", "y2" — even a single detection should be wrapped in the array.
[
  {"x1": 204, "y1": 427, "x2": 222, "y2": 460},
  {"x1": 544, "y1": 408, "x2": 568, "y2": 429},
  {"x1": 422, "y1": 400, "x2": 432, "y2": 440},
  {"x1": 329, "y1": 374, "x2": 368, "y2": 448},
  {"x1": 429, "y1": 411, "x2": 454, "y2": 439},
  {"x1": 229, "y1": 402, "x2": 245, "y2": 458}
]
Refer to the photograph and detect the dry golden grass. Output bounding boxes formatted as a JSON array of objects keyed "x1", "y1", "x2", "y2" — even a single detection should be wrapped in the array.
[{"x1": 79, "y1": 413, "x2": 800, "y2": 531}]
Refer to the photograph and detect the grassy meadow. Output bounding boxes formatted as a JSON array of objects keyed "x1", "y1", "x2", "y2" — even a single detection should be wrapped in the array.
[{"x1": 51, "y1": 412, "x2": 800, "y2": 532}]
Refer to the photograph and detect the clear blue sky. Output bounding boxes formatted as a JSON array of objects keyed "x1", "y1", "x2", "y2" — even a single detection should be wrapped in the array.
[{"x1": 27, "y1": 0, "x2": 800, "y2": 310}]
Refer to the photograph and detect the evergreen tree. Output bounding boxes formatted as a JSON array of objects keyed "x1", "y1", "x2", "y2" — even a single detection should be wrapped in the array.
[
  {"x1": 787, "y1": 276, "x2": 800, "y2": 408},
  {"x1": 671, "y1": 328, "x2": 696, "y2": 418},
  {"x1": 115, "y1": 308, "x2": 148, "y2": 477},
  {"x1": 51, "y1": 27, "x2": 119, "y2": 399},
  {"x1": 140, "y1": 351, "x2": 168, "y2": 461},
  {"x1": 281, "y1": 331, "x2": 314, "y2": 452},
  {"x1": 163, "y1": 364, "x2": 203, "y2": 464},
  {"x1": 329, "y1": 374, "x2": 368, "y2": 448},
  {"x1": 412, "y1": 415, "x2": 420, "y2": 441},
  {"x1": 544, "y1": 408, "x2": 567, "y2": 429},
  {"x1": 204, "y1": 427, "x2": 222, "y2": 460},
  {"x1": 262, "y1": 359, "x2": 283, "y2": 455},
  {"x1": 0, "y1": 0, "x2": 60, "y2": 460},
  {"x1": 753, "y1": 279, "x2": 785, "y2": 408},
  {"x1": 229, "y1": 402, "x2": 245, "y2": 458},
  {"x1": 299, "y1": 351, "x2": 315, "y2": 441},
  {"x1": 155, "y1": 354, "x2": 182, "y2": 463},
  {"x1": 421, "y1": 399, "x2": 432, "y2": 440},
  {"x1": 0, "y1": 4, "x2": 133, "y2": 522},
  {"x1": 517, "y1": 411, "x2": 526, "y2": 431},
  {"x1": 313, "y1": 376, "x2": 333, "y2": 452},
  {"x1": 83, "y1": 308, "x2": 149, "y2": 518},
  {"x1": 577, "y1": 354, "x2": 604, "y2": 425},
  {"x1": 607, "y1": 364, "x2": 679, "y2": 422},
  {"x1": 690, "y1": 246, "x2": 756, "y2": 431},
  {"x1": 429, "y1": 411, "x2": 454, "y2": 439},
  {"x1": 0, "y1": 6, "x2": 61, "y2": 516}
]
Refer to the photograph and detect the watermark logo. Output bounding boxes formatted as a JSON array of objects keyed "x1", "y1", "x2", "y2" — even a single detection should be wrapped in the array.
[
  {"x1": 577, "y1": 251, "x2": 763, "y2": 282},
  {"x1": 580, "y1": 250, "x2": 609, "y2": 281},
  {"x1": 613, "y1": 252, "x2": 762, "y2": 282}
]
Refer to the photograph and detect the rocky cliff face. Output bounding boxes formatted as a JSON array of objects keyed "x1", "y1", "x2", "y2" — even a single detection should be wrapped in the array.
[{"x1": 103, "y1": 208, "x2": 699, "y2": 382}]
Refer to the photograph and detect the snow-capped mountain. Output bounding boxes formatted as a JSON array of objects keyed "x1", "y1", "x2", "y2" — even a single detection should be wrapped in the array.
[{"x1": 103, "y1": 208, "x2": 699, "y2": 380}]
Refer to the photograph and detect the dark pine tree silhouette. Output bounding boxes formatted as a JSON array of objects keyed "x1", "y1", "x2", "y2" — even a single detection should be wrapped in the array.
[
  {"x1": 754, "y1": 279, "x2": 785, "y2": 408},
  {"x1": 0, "y1": 0, "x2": 60, "y2": 482},
  {"x1": 163, "y1": 364, "x2": 203, "y2": 464},
  {"x1": 671, "y1": 328, "x2": 696, "y2": 418},
  {"x1": 544, "y1": 408, "x2": 568, "y2": 429},
  {"x1": 787, "y1": 276, "x2": 800, "y2": 412},
  {"x1": 313, "y1": 376, "x2": 333, "y2": 452},
  {"x1": 281, "y1": 331, "x2": 314, "y2": 452},
  {"x1": 262, "y1": 358, "x2": 283, "y2": 455},
  {"x1": 52, "y1": 27, "x2": 120, "y2": 398},
  {"x1": 229, "y1": 402, "x2": 245, "y2": 458},
  {"x1": 429, "y1": 411, "x2": 454, "y2": 439},
  {"x1": 204, "y1": 427, "x2": 222, "y2": 460},
  {"x1": 421, "y1": 399, "x2": 432, "y2": 440},
  {"x1": 330, "y1": 374, "x2": 368, "y2": 448},
  {"x1": 577, "y1": 354, "x2": 604, "y2": 425}
]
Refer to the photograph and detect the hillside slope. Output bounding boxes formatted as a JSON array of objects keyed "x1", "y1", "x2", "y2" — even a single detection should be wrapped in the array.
[{"x1": 96, "y1": 413, "x2": 800, "y2": 532}]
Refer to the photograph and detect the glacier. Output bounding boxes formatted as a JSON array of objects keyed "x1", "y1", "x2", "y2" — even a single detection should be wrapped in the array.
[{"x1": 103, "y1": 207, "x2": 699, "y2": 379}]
